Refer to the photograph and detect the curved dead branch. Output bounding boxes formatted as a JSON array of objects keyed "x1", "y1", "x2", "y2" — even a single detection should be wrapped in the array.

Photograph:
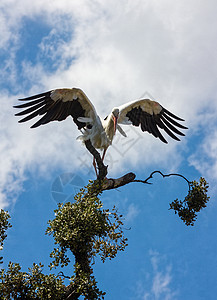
[
  {"x1": 84, "y1": 139, "x2": 190, "y2": 192},
  {"x1": 133, "y1": 170, "x2": 190, "y2": 188}
]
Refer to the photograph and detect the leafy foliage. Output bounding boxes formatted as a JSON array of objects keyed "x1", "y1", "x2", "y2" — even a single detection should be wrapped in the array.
[
  {"x1": 0, "y1": 262, "x2": 65, "y2": 299},
  {"x1": 169, "y1": 177, "x2": 210, "y2": 226},
  {"x1": 46, "y1": 180, "x2": 128, "y2": 299},
  {"x1": 0, "y1": 175, "x2": 210, "y2": 299},
  {"x1": 0, "y1": 209, "x2": 12, "y2": 264}
]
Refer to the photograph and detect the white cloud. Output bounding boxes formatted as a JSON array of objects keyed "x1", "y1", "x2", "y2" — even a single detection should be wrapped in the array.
[
  {"x1": 0, "y1": 0, "x2": 217, "y2": 207},
  {"x1": 189, "y1": 130, "x2": 217, "y2": 183},
  {"x1": 142, "y1": 250, "x2": 177, "y2": 300},
  {"x1": 125, "y1": 203, "x2": 139, "y2": 223}
]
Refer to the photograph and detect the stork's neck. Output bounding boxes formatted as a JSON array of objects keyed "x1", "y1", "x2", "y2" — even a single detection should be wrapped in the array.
[{"x1": 104, "y1": 113, "x2": 116, "y2": 142}]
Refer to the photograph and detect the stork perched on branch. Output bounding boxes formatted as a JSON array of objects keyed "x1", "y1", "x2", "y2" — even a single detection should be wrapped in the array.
[{"x1": 14, "y1": 88, "x2": 187, "y2": 174}]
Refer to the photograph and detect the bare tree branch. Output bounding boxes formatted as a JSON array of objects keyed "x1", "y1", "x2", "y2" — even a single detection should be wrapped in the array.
[
  {"x1": 84, "y1": 140, "x2": 191, "y2": 192},
  {"x1": 101, "y1": 171, "x2": 191, "y2": 192},
  {"x1": 84, "y1": 140, "x2": 107, "y2": 180},
  {"x1": 133, "y1": 170, "x2": 191, "y2": 187},
  {"x1": 102, "y1": 172, "x2": 136, "y2": 190}
]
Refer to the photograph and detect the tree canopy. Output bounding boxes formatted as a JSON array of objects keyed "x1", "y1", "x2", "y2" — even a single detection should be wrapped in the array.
[{"x1": 0, "y1": 140, "x2": 210, "y2": 299}]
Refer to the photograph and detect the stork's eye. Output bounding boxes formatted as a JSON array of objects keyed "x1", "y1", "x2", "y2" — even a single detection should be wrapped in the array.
[{"x1": 87, "y1": 124, "x2": 92, "y2": 129}]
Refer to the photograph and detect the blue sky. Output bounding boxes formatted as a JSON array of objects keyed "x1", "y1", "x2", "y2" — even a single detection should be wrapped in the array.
[{"x1": 1, "y1": 0, "x2": 217, "y2": 299}]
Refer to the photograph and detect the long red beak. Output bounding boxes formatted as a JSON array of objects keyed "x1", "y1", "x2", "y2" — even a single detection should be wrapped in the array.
[{"x1": 113, "y1": 115, "x2": 118, "y2": 133}]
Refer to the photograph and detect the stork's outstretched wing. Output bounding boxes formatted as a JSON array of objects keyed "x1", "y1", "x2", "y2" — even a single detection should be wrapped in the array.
[
  {"x1": 117, "y1": 99, "x2": 187, "y2": 143},
  {"x1": 14, "y1": 88, "x2": 98, "y2": 129}
]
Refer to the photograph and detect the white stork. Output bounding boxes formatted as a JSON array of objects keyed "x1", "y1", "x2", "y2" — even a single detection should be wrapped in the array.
[{"x1": 14, "y1": 88, "x2": 187, "y2": 173}]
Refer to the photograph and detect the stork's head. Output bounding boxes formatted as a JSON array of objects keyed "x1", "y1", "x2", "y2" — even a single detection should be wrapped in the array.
[{"x1": 112, "y1": 108, "x2": 119, "y2": 133}]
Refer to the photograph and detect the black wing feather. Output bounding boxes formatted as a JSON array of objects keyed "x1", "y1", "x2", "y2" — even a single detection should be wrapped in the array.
[
  {"x1": 18, "y1": 91, "x2": 51, "y2": 101},
  {"x1": 15, "y1": 102, "x2": 47, "y2": 116},
  {"x1": 126, "y1": 106, "x2": 187, "y2": 143},
  {"x1": 160, "y1": 115, "x2": 185, "y2": 136},
  {"x1": 18, "y1": 106, "x2": 47, "y2": 123},
  {"x1": 162, "y1": 108, "x2": 184, "y2": 121},
  {"x1": 161, "y1": 110, "x2": 188, "y2": 129},
  {"x1": 14, "y1": 90, "x2": 86, "y2": 129},
  {"x1": 155, "y1": 116, "x2": 180, "y2": 141},
  {"x1": 14, "y1": 98, "x2": 45, "y2": 109}
]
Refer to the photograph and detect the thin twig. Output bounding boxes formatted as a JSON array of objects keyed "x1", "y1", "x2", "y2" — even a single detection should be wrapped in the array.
[
  {"x1": 57, "y1": 271, "x2": 70, "y2": 279},
  {"x1": 133, "y1": 170, "x2": 191, "y2": 189}
]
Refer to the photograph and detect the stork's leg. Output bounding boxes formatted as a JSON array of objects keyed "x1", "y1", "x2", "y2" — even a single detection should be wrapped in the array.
[
  {"x1": 101, "y1": 148, "x2": 107, "y2": 162},
  {"x1": 93, "y1": 157, "x2": 98, "y2": 176},
  {"x1": 92, "y1": 149, "x2": 106, "y2": 176}
]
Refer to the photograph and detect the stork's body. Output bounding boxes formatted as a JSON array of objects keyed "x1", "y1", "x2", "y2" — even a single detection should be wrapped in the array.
[
  {"x1": 79, "y1": 113, "x2": 116, "y2": 151},
  {"x1": 14, "y1": 87, "x2": 187, "y2": 174}
]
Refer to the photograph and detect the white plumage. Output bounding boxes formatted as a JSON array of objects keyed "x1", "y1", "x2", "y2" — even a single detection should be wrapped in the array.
[{"x1": 14, "y1": 87, "x2": 187, "y2": 166}]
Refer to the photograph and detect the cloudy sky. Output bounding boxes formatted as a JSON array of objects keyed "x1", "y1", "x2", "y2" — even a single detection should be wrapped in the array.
[{"x1": 1, "y1": 0, "x2": 217, "y2": 299}]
